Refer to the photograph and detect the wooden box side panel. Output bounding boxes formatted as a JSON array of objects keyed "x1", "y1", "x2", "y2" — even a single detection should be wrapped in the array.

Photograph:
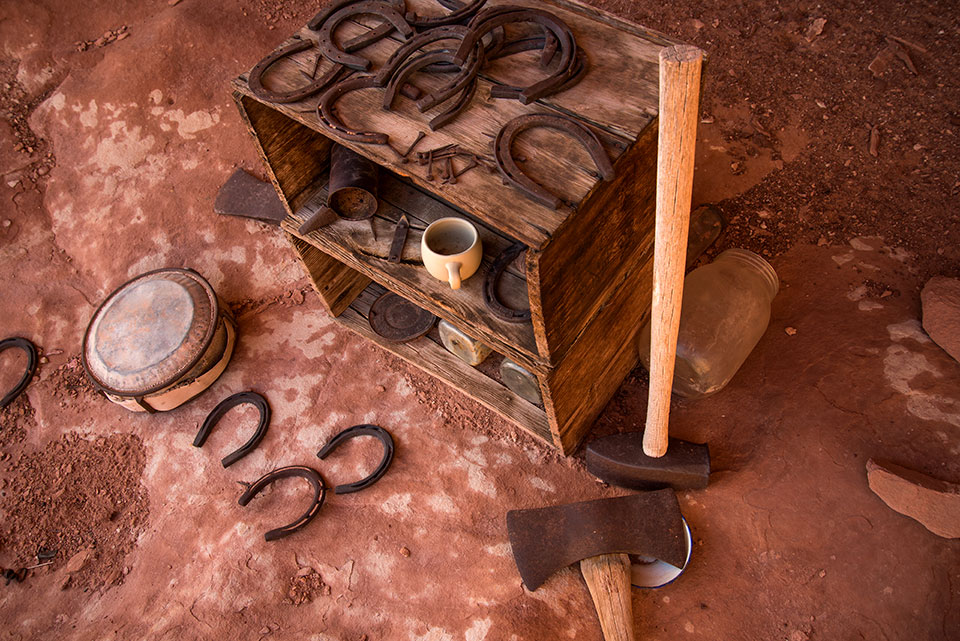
[
  {"x1": 235, "y1": 94, "x2": 332, "y2": 210},
  {"x1": 530, "y1": 121, "x2": 658, "y2": 363},
  {"x1": 289, "y1": 236, "x2": 371, "y2": 316},
  {"x1": 541, "y1": 253, "x2": 655, "y2": 454}
]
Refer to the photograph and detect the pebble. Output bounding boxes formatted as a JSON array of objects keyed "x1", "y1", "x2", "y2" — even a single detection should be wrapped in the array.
[
  {"x1": 2, "y1": 220, "x2": 10, "y2": 227},
  {"x1": 296, "y1": 566, "x2": 312, "y2": 577},
  {"x1": 785, "y1": 327, "x2": 797, "y2": 335},
  {"x1": 399, "y1": 546, "x2": 411, "y2": 557}
]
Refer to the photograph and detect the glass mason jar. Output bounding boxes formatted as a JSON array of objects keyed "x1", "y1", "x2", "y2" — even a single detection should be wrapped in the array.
[{"x1": 637, "y1": 248, "x2": 779, "y2": 398}]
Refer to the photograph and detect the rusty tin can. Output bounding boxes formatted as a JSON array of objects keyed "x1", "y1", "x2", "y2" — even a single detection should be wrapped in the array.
[{"x1": 82, "y1": 268, "x2": 237, "y2": 413}]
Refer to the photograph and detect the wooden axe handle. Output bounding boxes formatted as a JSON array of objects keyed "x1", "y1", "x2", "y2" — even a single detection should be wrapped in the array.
[
  {"x1": 580, "y1": 553, "x2": 635, "y2": 641},
  {"x1": 643, "y1": 45, "x2": 704, "y2": 458}
]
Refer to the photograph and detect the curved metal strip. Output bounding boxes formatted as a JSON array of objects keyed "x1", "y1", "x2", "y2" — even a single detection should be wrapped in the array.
[
  {"x1": 483, "y1": 242, "x2": 531, "y2": 323},
  {"x1": 238, "y1": 465, "x2": 326, "y2": 541},
  {"x1": 494, "y1": 113, "x2": 614, "y2": 209},
  {"x1": 455, "y1": 8, "x2": 579, "y2": 103},
  {"x1": 193, "y1": 391, "x2": 271, "y2": 468},
  {"x1": 374, "y1": 25, "x2": 470, "y2": 86},
  {"x1": 0, "y1": 337, "x2": 38, "y2": 409},
  {"x1": 317, "y1": 424, "x2": 395, "y2": 494},
  {"x1": 248, "y1": 38, "x2": 346, "y2": 104},
  {"x1": 317, "y1": 1, "x2": 413, "y2": 71},
  {"x1": 318, "y1": 75, "x2": 390, "y2": 144}
]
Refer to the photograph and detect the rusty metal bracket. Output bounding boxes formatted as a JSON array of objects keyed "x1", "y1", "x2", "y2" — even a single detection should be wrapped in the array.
[
  {"x1": 238, "y1": 465, "x2": 327, "y2": 542},
  {"x1": 247, "y1": 37, "x2": 348, "y2": 104},
  {"x1": 483, "y1": 242, "x2": 531, "y2": 323},
  {"x1": 0, "y1": 337, "x2": 37, "y2": 409},
  {"x1": 193, "y1": 391, "x2": 270, "y2": 468},
  {"x1": 316, "y1": 1, "x2": 414, "y2": 71},
  {"x1": 317, "y1": 424, "x2": 396, "y2": 494},
  {"x1": 493, "y1": 113, "x2": 614, "y2": 209},
  {"x1": 318, "y1": 74, "x2": 390, "y2": 144},
  {"x1": 406, "y1": 0, "x2": 487, "y2": 29}
]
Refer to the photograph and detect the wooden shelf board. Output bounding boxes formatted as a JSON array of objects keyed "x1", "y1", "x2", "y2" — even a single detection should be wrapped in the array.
[
  {"x1": 338, "y1": 282, "x2": 553, "y2": 444},
  {"x1": 282, "y1": 171, "x2": 545, "y2": 372}
]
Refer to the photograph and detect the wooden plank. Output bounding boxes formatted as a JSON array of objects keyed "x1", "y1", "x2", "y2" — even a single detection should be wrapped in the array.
[
  {"x1": 281, "y1": 174, "x2": 545, "y2": 373},
  {"x1": 540, "y1": 250, "x2": 655, "y2": 454},
  {"x1": 341, "y1": 283, "x2": 554, "y2": 444},
  {"x1": 289, "y1": 235, "x2": 371, "y2": 316},
  {"x1": 235, "y1": 95, "x2": 332, "y2": 207},
  {"x1": 530, "y1": 120, "x2": 658, "y2": 363},
  {"x1": 232, "y1": 19, "x2": 631, "y2": 249}
]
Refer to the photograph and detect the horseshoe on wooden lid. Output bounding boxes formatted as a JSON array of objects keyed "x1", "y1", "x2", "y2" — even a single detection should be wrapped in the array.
[
  {"x1": 316, "y1": 0, "x2": 413, "y2": 71},
  {"x1": 247, "y1": 36, "x2": 348, "y2": 104},
  {"x1": 317, "y1": 75, "x2": 390, "y2": 144},
  {"x1": 493, "y1": 113, "x2": 615, "y2": 209}
]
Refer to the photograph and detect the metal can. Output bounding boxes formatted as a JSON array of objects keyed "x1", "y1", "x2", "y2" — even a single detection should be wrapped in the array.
[{"x1": 82, "y1": 268, "x2": 237, "y2": 413}]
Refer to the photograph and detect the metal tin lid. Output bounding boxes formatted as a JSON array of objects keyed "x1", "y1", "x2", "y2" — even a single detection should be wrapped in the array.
[{"x1": 82, "y1": 268, "x2": 220, "y2": 396}]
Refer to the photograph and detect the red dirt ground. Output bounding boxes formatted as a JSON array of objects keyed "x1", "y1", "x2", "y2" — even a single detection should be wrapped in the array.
[{"x1": 1, "y1": 0, "x2": 958, "y2": 639}]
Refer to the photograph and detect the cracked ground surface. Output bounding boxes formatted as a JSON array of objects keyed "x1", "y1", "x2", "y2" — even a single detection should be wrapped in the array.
[{"x1": 1, "y1": 0, "x2": 958, "y2": 639}]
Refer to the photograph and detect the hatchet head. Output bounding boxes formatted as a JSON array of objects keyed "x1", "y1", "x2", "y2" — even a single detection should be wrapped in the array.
[{"x1": 506, "y1": 490, "x2": 686, "y2": 591}]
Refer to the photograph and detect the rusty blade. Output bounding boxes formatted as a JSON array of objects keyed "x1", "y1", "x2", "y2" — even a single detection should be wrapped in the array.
[
  {"x1": 387, "y1": 214, "x2": 409, "y2": 263},
  {"x1": 506, "y1": 490, "x2": 686, "y2": 591}
]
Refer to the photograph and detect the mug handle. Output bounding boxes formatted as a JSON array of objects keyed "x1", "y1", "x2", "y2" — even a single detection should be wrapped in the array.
[{"x1": 445, "y1": 262, "x2": 462, "y2": 290}]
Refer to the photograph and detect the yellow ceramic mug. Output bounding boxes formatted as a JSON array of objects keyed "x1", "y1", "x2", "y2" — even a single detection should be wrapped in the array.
[{"x1": 421, "y1": 217, "x2": 483, "y2": 290}]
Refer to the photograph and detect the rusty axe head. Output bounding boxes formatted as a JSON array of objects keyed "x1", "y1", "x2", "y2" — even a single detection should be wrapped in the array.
[
  {"x1": 506, "y1": 490, "x2": 686, "y2": 592},
  {"x1": 586, "y1": 434, "x2": 710, "y2": 491}
]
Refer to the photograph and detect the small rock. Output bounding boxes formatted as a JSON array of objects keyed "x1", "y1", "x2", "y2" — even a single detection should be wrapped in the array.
[
  {"x1": 40, "y1": 356, "x2": 49, "y2": 364},
  {"x1": 817, "y1": 569, "x2": 826, "y2": 578},
  {"x1": 789, "y1": 631, "x2": 809, "y2": 641},
  {"x1": 866, "y1": 459, "x2": 960, "y2": 538},
  {"x1": 296, "y1": 567, "x2": 313, "y2": 577},
  {"x1": 259, "y1": 627, "x2": 270, "y2": 635},
  {"x1": 784, "y1": 327, "x2": 797, "y2": 336},
  {"x1": 817, "y1": 236, "x2": 829, "y2": 246},
  {"x1": 804, "y1": 17, "x2": 826, "y2": 42},
  {"x1": 64, "y1": 548, "x2": 91, "y2": 574},
  {"x1": 921, "y1": 276, "x2": 960, "y2": 363},
  {"x1": 399, "y1": 546, "x2": 411, "y2": 557},
  {"x1": 2, "y1": 220, "x2": 10, "y2": 228},
  {"x1": 117, "y1": 32, "x2": 129, "y2": 40}
]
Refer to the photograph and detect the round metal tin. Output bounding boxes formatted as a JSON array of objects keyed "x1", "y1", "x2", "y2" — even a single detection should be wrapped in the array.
[
  {"x1": 368, "y1": 292, "x2": 436, "y2": 342},
  {"x1": 82, "y1": 268, "x2": 221, "y2": 397}
]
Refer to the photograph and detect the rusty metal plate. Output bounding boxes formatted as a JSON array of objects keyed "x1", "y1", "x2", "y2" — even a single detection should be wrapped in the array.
[
  {"x1": 506, "y1": 490, "x2": 686, "y2": 591},
  {"x1": 82, "y1": 268, "x2": 220, "y2": 396},
  {"x1": 368, "y1": 292, "x2": 436, "y2": 342}
]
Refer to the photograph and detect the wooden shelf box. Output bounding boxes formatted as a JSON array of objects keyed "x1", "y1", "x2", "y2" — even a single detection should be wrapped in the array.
[{"x1": 232, "y1": 0, "x2": 685, "y2": 454}]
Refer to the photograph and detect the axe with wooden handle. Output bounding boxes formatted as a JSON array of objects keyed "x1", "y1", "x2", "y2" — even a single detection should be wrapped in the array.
[{"x1": 507, "y1": 491, "x2": 686, "y2": 641}]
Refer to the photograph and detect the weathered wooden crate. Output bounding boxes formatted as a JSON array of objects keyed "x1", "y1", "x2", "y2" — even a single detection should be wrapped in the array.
[{"x1": 232, "y1": 0, "x2": 684, "y2": 454}]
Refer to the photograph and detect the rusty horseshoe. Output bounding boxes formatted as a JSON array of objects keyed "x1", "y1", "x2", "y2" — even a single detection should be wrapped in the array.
[
  {"x1": 318, "y1": 74, "x2": 391, "y2": 144},
  {"x1": 316, "y1": 1, "x2": 414, "y2": 71},
  {"x1": 247, "y1": 36, "x2": 347, "y2": 104},
  {"x1": 238, "y1": 465, "x2": 327, "y2": 541},
  {"x1": 493, "y1": 113, "x2": 614, "y2": 209}
]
